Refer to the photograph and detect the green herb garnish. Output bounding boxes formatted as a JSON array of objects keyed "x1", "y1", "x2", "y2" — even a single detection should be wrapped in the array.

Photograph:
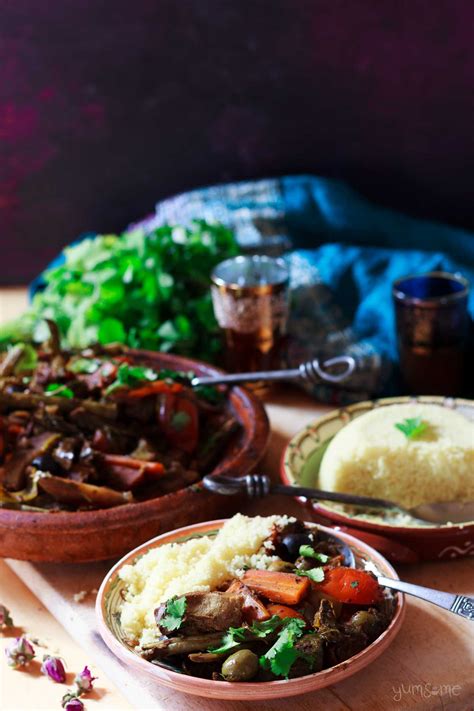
[
  {"x1": 394, "y1": 417, "x2": 428, "y2": 439},
  {"x1": 170, "y1": 411, "x2": 191, "y2": 431},
  {"x1": 105, "y1": 362, "x2": 159, "y2": 394},
  {"x1": 209, "y1": 615, "x2": 284, "y2": 654},
  {"x1": 350, "y1": 581, "x2": 359, "y2": 588},
  {"x1": 209, "y1": 625, "x2": 249, "y2": 654},
  {"x1": 160, "y1": 596, "x2": 187, "y2": 632},
  {"x1": 45, "y1": 383, "x2": 74, "y2": 399},
  {"x1": 298, "y1": 545, "x2": 329, "y2": 564},
  {"x1": 295, "y1": 567, "x2": 325, "y2": 583},
  {"x1": 68, "y1": 358, "x2": 100, "y2": 374},
  {"x1": 259, "y1": 618, "x2": 306, "y2": 678}
]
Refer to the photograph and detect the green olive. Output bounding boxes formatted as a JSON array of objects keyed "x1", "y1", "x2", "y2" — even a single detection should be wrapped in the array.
[
  {"x1": 221, "y1": 649, "x2": 259, "y2": 682},
  {"x1": 348, "y1": 610, "x2": 379, "y2": 636}
]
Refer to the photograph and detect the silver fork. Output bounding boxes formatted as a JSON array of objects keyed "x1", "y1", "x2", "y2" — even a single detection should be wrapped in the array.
[{"x1": 191, "y1": 355, "x2": 356, "y2": 387}]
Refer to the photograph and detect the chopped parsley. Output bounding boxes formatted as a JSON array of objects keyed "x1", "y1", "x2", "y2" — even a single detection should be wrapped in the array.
[
  {"x1": 295, "y1": 567, "x2": 325, "y2": 583},
  {"x1": 299, "y1": 545, "x2": 329, "y2": 564},
  {"x1": 159, "y1": 596, "x2": 187, "y2": 632},
  {"x1": 350, "y1": 581, "x2": 359, "y2": 588},
  {"x1": 394, "y1": 417, "x2": 428, "y2": 440},
  {"x1": 259, "y1": 618, "x2": 306, "y2": 678},
  {"x1": 45, "y1": 383, "x2": 74, "y2": 399}
]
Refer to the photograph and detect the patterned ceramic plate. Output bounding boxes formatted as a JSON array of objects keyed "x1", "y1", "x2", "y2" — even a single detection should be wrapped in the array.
[
  {"x1": 96, "y1": 519, "x2": 405, "y2": 701},
  {"x1": 281, "y1": 396, "x2": 474, "y2": 563}
]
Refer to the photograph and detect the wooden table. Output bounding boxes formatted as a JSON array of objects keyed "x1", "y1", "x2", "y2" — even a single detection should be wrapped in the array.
[{"x1": 0, "y1": 287, "x2": 473, "y2": 711}]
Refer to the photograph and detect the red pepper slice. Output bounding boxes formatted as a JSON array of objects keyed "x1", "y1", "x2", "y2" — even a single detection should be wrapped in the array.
[{"x1": 158, "y1": 393, "x2": 199, "y2": 453}]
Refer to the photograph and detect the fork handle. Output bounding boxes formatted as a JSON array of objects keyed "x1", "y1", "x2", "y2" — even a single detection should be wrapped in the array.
[{"x1": 377, "y1": 576, "x2": 474, "y2": 621}]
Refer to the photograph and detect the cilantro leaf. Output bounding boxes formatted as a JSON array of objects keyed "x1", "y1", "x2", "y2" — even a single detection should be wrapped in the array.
[
  {"x1": 105, "y1": 362, "x2": 159, "y2": 394},
  {"x1": 45, "y1": 383, "x2": 74, "y2": 399},
  {"x1": 350, "y1": 580, "x2": 359, "y2": 588},
  {"x1": 160, "y1": 596, "x2": 187, "y2": 632},
  {"x1": 259, "y1": 618, "x2": 306, "y2": 678},
  {"x1": 249, "y1": 615, "x2": 283, "y2": 638},
  {"x1": 298, "y1": 545, "x2": 329, "y2": 564},
  {"x1": 208, "y1": 625, "x2": 248, "y2": 654},
  {"x1": 209, "y1": 615, "x2": 284, "y2": 654},
  {"x1": 295, "y1": 567, "x2": 325, "y2": 583},
  {"x1": 394, "y1": 417, "x2": 429, "y2": 440}
]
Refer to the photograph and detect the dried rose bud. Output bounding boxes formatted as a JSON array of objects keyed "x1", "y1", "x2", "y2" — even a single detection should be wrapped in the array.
[
  {"x1": 74, "y1": 665, "x2": 97, "y2": 693},
  {"x1": 61, "y1": 692, "x2": 84, "y2": 711},
  {"x1": 5, "y1": 636, "x2": 35, "y2": 668},
  {"x1": 0, "y1": 604, "x2": 13, "y2": 628},
  {"x1": 41, "y1": 654, "x2": 66, "y2": 683}
]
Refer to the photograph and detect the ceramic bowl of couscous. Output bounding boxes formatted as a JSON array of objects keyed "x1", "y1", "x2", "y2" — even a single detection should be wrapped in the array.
[{"x1": 281, "y1": 396, "x2": 474, "y2": 563}]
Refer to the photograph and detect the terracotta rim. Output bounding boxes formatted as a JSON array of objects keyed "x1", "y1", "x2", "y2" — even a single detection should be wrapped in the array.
[
  {"x1": 280, "y1": 395, "x2": 474, "y2": 535},
  {"x1": 0, "y1": 349, "x2": 269, "y2": 531},
  {"x1": 96, "y1": 518, "x2": 405, "y2": 700}
]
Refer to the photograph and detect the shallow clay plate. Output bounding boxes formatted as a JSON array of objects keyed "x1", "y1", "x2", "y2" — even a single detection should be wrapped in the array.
[
  {"x1": 281, "y1": 395, "x2": 474, "y2": 564},
  {"x1": 0, "y1": 350, "x2": 269, "y2": 562},
  {"x1": 96, "y1": 518, "x2": 405, "y2": 701}
]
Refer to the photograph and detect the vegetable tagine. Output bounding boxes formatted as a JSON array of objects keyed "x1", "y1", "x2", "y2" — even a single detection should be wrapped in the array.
[
  {"x1": 0, "y1": 322, "x2": 238, "y2": 512},
  {"x1": 138, "y1": 520, "x2": 394, "y2": 682}
]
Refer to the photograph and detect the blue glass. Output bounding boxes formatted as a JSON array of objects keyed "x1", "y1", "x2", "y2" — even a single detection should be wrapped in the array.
[{"x1": 394, "y1": 274, "x2": 467, "y2": 301}]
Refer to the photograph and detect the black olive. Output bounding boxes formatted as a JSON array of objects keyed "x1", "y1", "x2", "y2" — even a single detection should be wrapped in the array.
[
  {"x1": 31, "y1": 452, "x2": 63, "y2": 475},
  {"x1": 279, "y1": 532, "x2": 314, "y2": 561}
]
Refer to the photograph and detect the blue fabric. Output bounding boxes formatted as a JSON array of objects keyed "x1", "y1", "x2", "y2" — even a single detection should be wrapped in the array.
[{"x1": 32, "y1": 175, "x2": 474, "y2": 401}]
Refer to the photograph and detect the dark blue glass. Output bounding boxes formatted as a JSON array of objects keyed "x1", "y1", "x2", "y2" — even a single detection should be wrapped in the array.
[{"x1": 395, "y1": 274, "x2": 466, "y2": 300}]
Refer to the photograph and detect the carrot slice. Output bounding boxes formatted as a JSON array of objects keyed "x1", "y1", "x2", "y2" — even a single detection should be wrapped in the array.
[
  {"x1": 241, "y1": 569, "x2": 310, "y2": 606},
  {"x1": 102, "y1": 454, "x2": 165, "y2": 476},
  {"x1": 266, "y1": 604, "x2": 306, "y2": 621}
]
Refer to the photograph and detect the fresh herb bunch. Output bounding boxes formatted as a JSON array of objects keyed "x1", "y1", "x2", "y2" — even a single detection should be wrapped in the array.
[{"x1": 0, "y1": 221, "x2": 238, "y2": 362}]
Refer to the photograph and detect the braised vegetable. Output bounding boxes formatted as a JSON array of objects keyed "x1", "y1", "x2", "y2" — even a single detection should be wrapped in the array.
[
  {"x1": 241, "y1": 569, "x2": 311, "y2": 606},
  {"x1": 0, "y1": 326, "x2": 238, "y2": 512},
  {"x1": 266, "y1": 604, "x2": 306, "y2": 621},
  {"x1": 312, "y1": 567, "x2": 383, "y2": 605}
]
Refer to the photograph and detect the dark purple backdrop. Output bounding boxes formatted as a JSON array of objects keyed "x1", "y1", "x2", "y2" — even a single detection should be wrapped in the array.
[{"x1": 1, "y1": 1, "x2": 474, "y2": 283}]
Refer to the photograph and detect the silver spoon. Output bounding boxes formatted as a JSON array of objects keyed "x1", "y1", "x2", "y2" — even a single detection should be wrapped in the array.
[
  {"x1": 202, "y1": 474, "x2": 474, "y2": 526},
  {"x1": 202, "y1": 475, "x2": 474, "y2": 622},
  {"x1": 191, "y1": 355, "x2": 356, "y2": 387}
]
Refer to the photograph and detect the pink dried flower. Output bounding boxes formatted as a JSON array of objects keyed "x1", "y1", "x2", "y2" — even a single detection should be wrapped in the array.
[
  {"x1": 0, "y1": 604, "x2": 13, "y2": 628},
  {"x1": 61, "y1": 692, "x2": 84, "y2": 711},
  {"x1": 5, "y1": 636, "x2": 35, "y2": 668},
  {"x1": 74, "y1": 665, "x2": 97, "y2": 693},
  {"x1": 41, "y1": 654, "x2": 66, "y2": 683}
]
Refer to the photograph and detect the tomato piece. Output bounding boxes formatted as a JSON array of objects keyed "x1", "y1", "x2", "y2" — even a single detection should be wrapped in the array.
[
  {"x1": 313, "y1": 567, "x2": 383, "y2": 605},
  {"x1": 158, "y1": 393, "x2": 199, "y2": 453}
]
